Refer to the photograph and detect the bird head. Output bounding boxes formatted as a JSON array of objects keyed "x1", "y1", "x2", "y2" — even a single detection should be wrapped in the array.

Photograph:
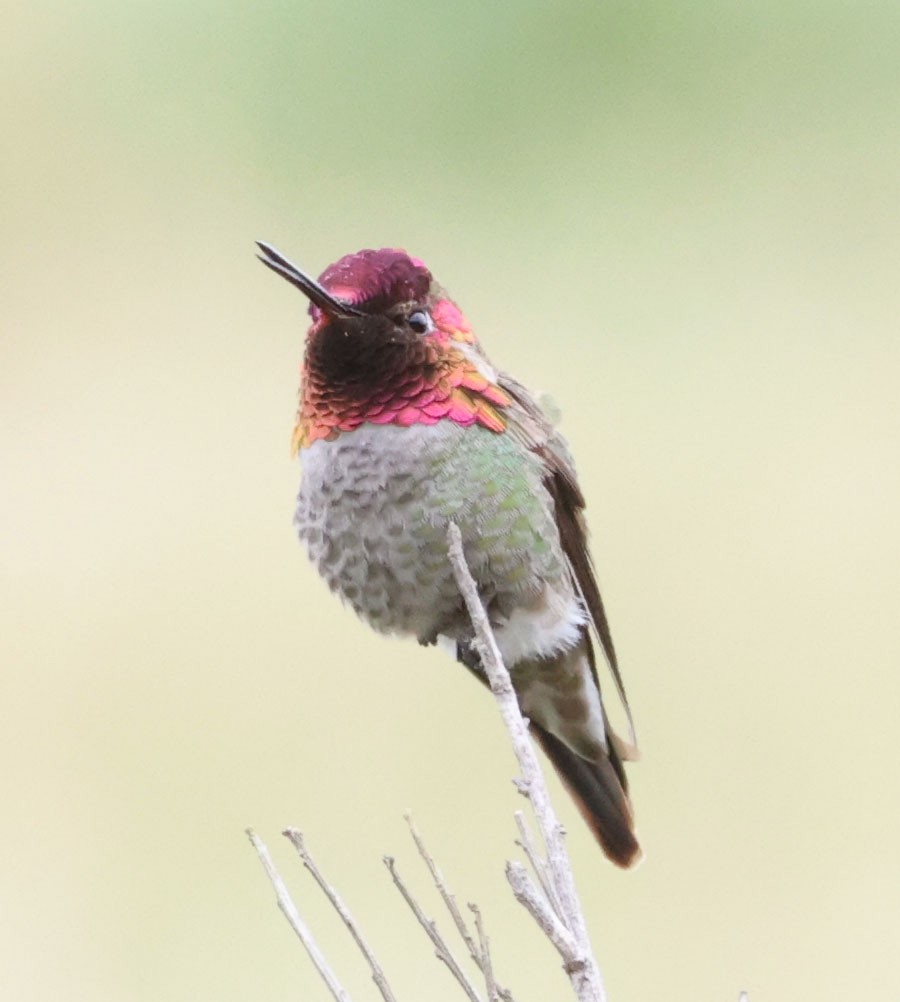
[{"x1": 257, "y1": 243, "x2": 511, "y2": 451}]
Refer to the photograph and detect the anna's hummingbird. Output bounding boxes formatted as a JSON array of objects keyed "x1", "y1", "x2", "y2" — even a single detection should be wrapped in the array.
[{"x1": 258, "y1": 241, "x2": 641, "y2": 867}]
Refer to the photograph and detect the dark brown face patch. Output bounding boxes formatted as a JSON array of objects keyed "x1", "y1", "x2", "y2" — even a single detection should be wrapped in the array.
[{"x1": 305, "y1": 313, "x2": 436, "y2": 402}]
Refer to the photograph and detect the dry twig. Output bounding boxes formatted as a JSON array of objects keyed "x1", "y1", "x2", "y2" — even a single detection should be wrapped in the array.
[
  {"x1": 249, "y1": 532, "x2": 751, "y2": 1001},
  {"x1": 405, "y1": 813, "x2": 514, "y2": 1002},
  {"x1": 505, "y1": 860, "x2": 578, "y2": 958},
  {"x1": 446, "y1": 523, "x2": 607, "y2": 1002},
  {"x1": 513, "y1": 810, "x2": 564, "y2": 921},
  {"x1": 283, "y1": 827, "x2": 398, "y2": 1002},
  {"x1": 246, "y1": 828, "x2": 352, "y2": 1002},
  {"x1": 384, "y1": 854, "x2": 484, "y2": 1002},
  {"x1": 404, "y1": 812, "x2": 481, "y2": 965},
  {"x1": 469, "y1": 903, "x2": 507, "y2": 1002},
  {"x1": 247, "y1": 532, "x2": 612, "y2": 1002}
]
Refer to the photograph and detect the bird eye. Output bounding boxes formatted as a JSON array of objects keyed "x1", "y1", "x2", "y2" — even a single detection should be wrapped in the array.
[{"x1": 407, "y1": 309, "x2": 433, "y2": 334}]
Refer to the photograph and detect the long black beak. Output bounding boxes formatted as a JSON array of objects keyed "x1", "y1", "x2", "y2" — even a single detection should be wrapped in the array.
[{"x1": 256, "y1": 241, "x2": 363, "y2": 318}]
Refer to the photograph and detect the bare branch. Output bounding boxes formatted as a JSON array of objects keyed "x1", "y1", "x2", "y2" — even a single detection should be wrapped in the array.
[
  {"x1": 505, "y1": 861, "x2": 578, "y2": 960},
  {"x1": 404, "y1": 813, "x2": 480, "y2": 965},
  {"x1": 469, "y1": 903, "x2": 512, "y2": 1002},
  {"x1": 246, "y1": 828, "x2": 353, "y2": 1002},
  {"x1": 513, "y1": 810, "x2": 564, "y2": 922},
  {"x1": 282, "y1": 828, "x2": 398, "y2": 1002},
  {"x1": 247, "y1": 531, "x2": 623, "y2": 1002},
  {"x1": 404, "y1": 812, "x2": 515, "y2": 1002},
  {"x1": 446, "y1": 523, "x2": 607, "y2": 1002},
  {"x1": 384, "y1": 855, "x2": 484, "y2": 1002}
]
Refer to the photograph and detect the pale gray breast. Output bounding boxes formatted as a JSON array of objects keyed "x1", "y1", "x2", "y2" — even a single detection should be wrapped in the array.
[{"x1": 294, "y1": 421, "x2": 568, "y2": 644}]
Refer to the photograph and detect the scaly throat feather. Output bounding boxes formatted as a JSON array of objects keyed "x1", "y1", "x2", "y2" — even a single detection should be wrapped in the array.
[{"x1": 292, "y1": 344, "x2": 511, "y2": 452}]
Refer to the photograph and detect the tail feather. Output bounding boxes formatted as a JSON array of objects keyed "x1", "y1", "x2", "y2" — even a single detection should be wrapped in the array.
[
  {"x1": 456, "y1": 637, "x2": 641, "y2": 868},
  {"x1": 532, "y1": 724, "x2": 642, "y2": 868}
]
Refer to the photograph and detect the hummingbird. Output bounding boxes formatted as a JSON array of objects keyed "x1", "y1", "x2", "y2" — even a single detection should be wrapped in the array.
[{"x1": 257, "y1": 241, "x2": 641, "y2": 867}]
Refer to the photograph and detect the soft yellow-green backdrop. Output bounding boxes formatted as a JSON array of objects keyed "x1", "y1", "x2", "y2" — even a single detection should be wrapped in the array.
[{"x1": 3, "y1": 2, "x2": 898, "y2": 1000}]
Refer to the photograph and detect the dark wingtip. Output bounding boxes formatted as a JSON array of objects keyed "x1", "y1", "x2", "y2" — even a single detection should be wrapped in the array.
[
  {"x1": 532, "y1": 725, "x2": 642, "y2": 869},
  {"x1": 593, "y1": 818, "x2": 643, "y2": 869}
]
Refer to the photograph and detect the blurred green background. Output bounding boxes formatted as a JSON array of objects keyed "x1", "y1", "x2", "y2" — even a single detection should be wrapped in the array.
[{"x1": 3, "y1": 1, "x2": 899, "y2": 999}]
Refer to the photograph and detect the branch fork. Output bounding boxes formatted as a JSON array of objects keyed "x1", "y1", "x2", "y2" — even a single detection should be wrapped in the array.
[{"x1": 248, "y1": 526, "x2": 612, "y2": 1001}]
